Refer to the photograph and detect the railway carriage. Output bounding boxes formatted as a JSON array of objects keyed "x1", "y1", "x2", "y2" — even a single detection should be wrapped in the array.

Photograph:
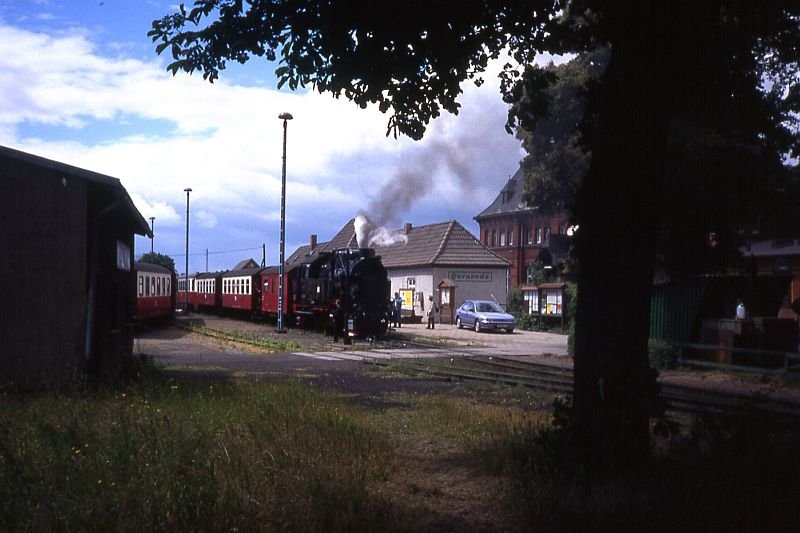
[
  {"x1": 194, "y1": 272, "x2": 222, "y2": 311},
  {"x1": 177, "y1": 274, "x2": 199, "y2": 309},
  {"x1": 135, "y1": 261, "x2": 176, "y2": 321},
  {"x1": 259, "y1": 266, "x2": 286, "y2": 317},
  {"x1": 220, "y1": 267, "x2": 264, "y2": 314}
]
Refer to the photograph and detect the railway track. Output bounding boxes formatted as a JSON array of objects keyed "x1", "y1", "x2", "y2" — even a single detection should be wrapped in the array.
[
  {"x1": 171, "y1": 319, "x2": 800, "y2": 420},
  {"x1": 369, "y1": 352, "x2": 800, "y2": 421}
]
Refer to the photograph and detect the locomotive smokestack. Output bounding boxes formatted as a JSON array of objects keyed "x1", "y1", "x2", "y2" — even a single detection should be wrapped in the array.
[
  {"x1": 404, "y1": 223, "x2": 412, "y2": 235},
  {"x1": 310, "y1": 234, "x2": 317, "y2": 250}
]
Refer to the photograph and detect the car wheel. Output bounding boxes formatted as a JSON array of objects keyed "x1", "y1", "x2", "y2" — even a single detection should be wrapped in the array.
[
  {"x1": 474, "y1": 320, "x2": 481, "y2": 333},
  {"x1": 456, "y1": 317, "x2": 462, "y2": 329},
  {"x1": 506, "y1": 328, "x2": 514, "y2": 334}
]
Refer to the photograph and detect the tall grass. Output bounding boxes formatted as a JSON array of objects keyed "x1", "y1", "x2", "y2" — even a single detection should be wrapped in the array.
[{"x1": 0, "y1": 374, "x2": 394, "y2": 532}]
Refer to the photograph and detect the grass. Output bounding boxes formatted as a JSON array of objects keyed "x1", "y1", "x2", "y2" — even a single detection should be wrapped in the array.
[
  {"x1": 0, "y1": 362, "x2": 547, "y2": 532},
  {"x1": 4, "y1": 360, "x2": 800, "y2": 531},
  {"x1": 0, "y1": 375, "x2": 392, "y2": 531},
  {"x1": 189, "y1": 324, "x2": 303, "y2": 352}
]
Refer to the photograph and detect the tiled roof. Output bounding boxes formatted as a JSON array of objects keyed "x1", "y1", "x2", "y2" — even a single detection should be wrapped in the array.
[
  {"x1": 475, "y1": 166, "x2": 533, "y2": 220},
  {"x1": 320, "y1": 219, "x2": 509, "y2": 268},
  {"x1": 285, "y1": 219, "x2": 508, "y2": 269},
  {"x1": 232, "y1": 258, "x2": 259, "y2": 270}
]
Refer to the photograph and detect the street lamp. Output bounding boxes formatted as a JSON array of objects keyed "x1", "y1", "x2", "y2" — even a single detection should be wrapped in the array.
[
  {"x1": 277, "y1": 112, "x2": 293, "y2": 333},
  {"x1": 149, "y1": 216, "x2": 155, "y2": 254},
  {"x1": 184, "y1": 188, "x2": 192, "y2": 313}
]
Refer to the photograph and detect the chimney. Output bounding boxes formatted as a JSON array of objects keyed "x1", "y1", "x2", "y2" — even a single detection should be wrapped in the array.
[
  {"x1": 404, "y1": 223, "x2": 412, "y2": 235},
  {"x1": 310, "y1": 234, "x2": 317, "y2": 250}
]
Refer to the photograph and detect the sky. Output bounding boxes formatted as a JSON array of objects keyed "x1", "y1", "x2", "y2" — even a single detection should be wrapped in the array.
[{"x1": 1, "y1": 0, "x2": 535, "y2": 273}]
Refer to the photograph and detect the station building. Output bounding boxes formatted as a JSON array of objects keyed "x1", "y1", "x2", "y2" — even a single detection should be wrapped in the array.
[
  {"x1": 287, "y1": 219, "x2": 509, "y2": 324},
  {"x1": 474, "y1": 166, "x2": 571, "y2": 287}
]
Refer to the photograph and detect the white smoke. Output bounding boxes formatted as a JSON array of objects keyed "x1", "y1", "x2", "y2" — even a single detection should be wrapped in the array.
[{"x1": 354, "y1": 214, "x2": 408, "y2": 248}]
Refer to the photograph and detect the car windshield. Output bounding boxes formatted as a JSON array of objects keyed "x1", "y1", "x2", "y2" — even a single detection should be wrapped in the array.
[{"x1": 476, "y1": 302, "x2": 504, "y2": 313}]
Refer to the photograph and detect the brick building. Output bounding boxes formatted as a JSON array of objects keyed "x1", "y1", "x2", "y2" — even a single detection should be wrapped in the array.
[{"x1": 474, "y1": 167, "x2": 570, "y2": 287}]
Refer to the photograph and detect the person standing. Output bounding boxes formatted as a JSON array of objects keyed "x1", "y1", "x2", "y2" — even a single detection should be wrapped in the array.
[
  {"x1": 393, "y1": 292, "x2": 403, "y2": 328},
  {"x1": 426, "y1": 295, "x2": 439, "y2": 330},
  {"x1": 330, "y1": 299, "x2": 344, "y2": 342}
]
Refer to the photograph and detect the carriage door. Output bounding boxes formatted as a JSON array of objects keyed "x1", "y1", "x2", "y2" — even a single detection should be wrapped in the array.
[{"x1": 438, "y1": 279, "x2": 456, "y2": 324}]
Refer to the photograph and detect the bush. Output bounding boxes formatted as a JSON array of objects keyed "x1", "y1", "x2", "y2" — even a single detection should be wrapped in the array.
[{"x1": 648, "y1": 338, "x2": 679, "y2": 369}]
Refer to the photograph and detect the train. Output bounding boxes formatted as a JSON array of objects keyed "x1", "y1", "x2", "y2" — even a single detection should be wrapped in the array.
[
  {"x1": 135, "y1": 261, "x2": 177, "y2": 322},
  {"x1": 161, "y1": 247, "x2": 391, "y2": 339}
]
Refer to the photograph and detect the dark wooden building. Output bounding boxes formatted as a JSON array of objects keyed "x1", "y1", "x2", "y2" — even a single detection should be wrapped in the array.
[
  {"x1": 0, "y1": 145, "x2": 151, "y2": 389},
  {"x1": 474, "y1": 167, "x2": 570, "y2": 287}
]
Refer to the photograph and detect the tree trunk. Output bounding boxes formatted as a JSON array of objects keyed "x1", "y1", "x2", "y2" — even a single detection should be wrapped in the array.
[{"x1": 571, "y1": 5, "x2": 674, "y2": 472}]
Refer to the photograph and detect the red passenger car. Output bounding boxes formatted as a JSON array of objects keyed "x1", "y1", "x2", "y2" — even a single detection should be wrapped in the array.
[
  {"x1": 135, "y1": 261, "x2": 176, "y2": 321},
  {"x1": 220, "y1": 267, "x2": 264, "y2": 314},
  {"x1": 194, "y1": 272, "x2": 222, "y2": 311}
]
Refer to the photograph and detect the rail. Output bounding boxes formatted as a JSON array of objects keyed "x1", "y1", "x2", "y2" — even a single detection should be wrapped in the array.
[{"x1": 674, "y1": 342, "x2": 800, "y2": 373}]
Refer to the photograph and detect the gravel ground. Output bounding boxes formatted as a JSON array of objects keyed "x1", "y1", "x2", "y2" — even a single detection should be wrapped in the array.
[{"x1": 135, "y1": 312, "x2": 800, "y2": 404}]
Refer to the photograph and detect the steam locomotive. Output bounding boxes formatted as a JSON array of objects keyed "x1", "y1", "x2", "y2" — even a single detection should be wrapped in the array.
[{"x1": 173, "y1": 248, "x2": 391, "y2": 339}]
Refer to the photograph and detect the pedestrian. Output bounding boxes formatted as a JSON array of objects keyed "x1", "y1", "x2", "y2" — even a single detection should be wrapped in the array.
[
  {"x1": 330, "y1": 298, "x2": 344, "y2": 342},
  {"x1": 393, "y1": 292, "x2": 403, "y2": 328},
  {"x1": 426, "y1": 295, "x2": 439, "y2": 330}
]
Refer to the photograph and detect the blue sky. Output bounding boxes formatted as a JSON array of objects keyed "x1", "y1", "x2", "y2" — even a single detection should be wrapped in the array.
[{"x1": 2, "y1": 0, "x2": 534, "y2": 273}]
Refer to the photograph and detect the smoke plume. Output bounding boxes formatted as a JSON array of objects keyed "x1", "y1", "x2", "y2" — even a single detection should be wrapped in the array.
[{"x1": 354, "y1": 214, "x2": 408, "y2": 248}]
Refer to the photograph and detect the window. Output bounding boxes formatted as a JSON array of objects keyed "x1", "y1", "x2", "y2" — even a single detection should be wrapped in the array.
[
  {"x1": 509, "y1": 229, "x2": 514, "y2": 246},
  {"x1": 500, "y1": 231, "x2": 506, "y2": 246},
  {"x1": 557, "y1": 224, "x2": 564, "y2": 235},
  {"x1": 524, "y1": 290, "x2": 539, "y2": 314},
  {"x1": 536, "y1": 227, "x2": 543, "y2": 244},
  {"x1": 545, "y1": 227, "x2": 551, "y2": 242},
  {"x1": 544, "y1": 288, "x2": 563, "y2": 316},
  {"x1": 491, "y1": 230, "x2": 496, "y2": 247},
  {"x1": 138, "y1": 275, "x2": 144, "y2": 297},
  {"x1": 527, "y1": 228, "x2": 533, "y2": 245}
]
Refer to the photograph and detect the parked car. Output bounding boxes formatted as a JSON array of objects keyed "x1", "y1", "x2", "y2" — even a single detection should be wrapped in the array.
[{"x1": 455, "y1": 300, "x2": 516, "y2": 333}]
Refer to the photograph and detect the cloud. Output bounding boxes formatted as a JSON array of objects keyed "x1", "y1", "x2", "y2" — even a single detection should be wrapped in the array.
[{"x1": 0, "y1": 21, "x2": 524, "y2": 271}]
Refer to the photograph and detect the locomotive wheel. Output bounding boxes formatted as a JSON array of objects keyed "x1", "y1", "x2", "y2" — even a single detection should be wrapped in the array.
[
  {"x1": 456, "y1": 317, "x2": 462, "y2": 329},
  {"x1": 474, "y1": 320, "x2": 481, "y2": 333}
]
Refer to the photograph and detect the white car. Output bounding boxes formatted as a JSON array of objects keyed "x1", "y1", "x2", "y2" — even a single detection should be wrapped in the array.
[{"x1": 455, "y1": 300, "x2": 516, "y2": 333}]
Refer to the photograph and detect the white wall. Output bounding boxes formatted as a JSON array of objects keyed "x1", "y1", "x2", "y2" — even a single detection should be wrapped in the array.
[
  {"x1": 433, "y1": 267, "x2": 509, "y2": 308},
  {"x1": 387, "y1": 266, "x2": 510, "y2": 317}
]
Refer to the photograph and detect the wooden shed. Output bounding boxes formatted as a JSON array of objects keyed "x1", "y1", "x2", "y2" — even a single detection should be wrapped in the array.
[{"x1": 0, "y1": 145, "x2": 151, "y2": 389}]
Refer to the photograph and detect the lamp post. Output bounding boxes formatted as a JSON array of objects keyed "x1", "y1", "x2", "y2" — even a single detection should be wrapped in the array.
[
  {"x1": 184, "y1": 188, "x2": 192, "y2": 313},
  {"x1": 149, "y1": 216, "x2": 155, "y2": 254},
  {"x1": 277, "y1": 112, "x2": 293, "y2": 332}
]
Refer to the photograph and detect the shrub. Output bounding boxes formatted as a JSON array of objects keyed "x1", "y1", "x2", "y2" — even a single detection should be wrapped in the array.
[{"x1": 648, "y1": 338, "x2": 679, "y2": 369}]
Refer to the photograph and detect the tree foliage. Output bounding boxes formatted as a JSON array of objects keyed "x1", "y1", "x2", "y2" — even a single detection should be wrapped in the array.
[
  {"x1": 505, "y1": 47, "x2": 608, "y2": 212},
  {"x1": 139, "y1": 252, "x2": 176, "y2": 273},
  {"x1": 149, "y1": 0, "x2": 552, "y2": 140}
]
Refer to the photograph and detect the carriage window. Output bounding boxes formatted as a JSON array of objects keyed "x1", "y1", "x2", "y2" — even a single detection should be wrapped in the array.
[{"x1": 138, "y1": 276, "x2": 144, "y2": 297}]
